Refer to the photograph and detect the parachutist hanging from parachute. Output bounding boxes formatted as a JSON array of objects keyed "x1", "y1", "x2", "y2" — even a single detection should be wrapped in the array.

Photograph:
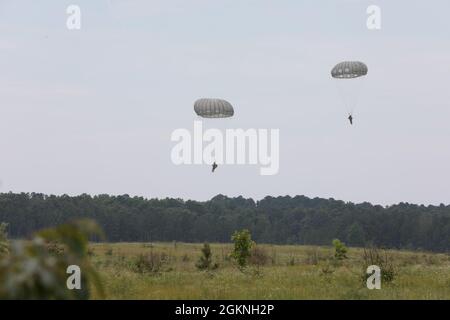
[
  {"x1": 194, "y1": 98, "x2": 234, "y2": 173},
  {"x1": 331, "y1": 61, "x2": 368, "y2": 126}
]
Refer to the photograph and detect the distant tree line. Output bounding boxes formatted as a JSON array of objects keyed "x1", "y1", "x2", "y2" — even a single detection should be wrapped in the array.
[{"x1": 0, "y1": 193, "x2": 449, "y2": 252}]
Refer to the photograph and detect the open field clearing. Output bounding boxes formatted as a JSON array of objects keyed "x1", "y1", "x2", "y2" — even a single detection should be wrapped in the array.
[{"x1": 88, "y1": 243, "x2": 450, "y2": 300}]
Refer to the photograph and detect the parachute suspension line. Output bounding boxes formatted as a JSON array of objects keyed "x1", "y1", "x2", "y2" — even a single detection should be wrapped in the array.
[
  {"x1": 335, "y1": 75, "x2": 366, "y2": 116},
  {"x1": 335, "y1": 80, "x2": 354, "y2": 115},
  {"x1": 352, "y1": 76, "x2": 367, "y2": 117}
]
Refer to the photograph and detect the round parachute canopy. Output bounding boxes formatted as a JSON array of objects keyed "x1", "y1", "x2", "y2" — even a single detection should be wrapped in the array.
[
  {"x1": 194, "y1": 98, "x2": 234, "y2": 118},
  {"x1": 331, "y1": 61, "x2": 368, "y2": 79}
]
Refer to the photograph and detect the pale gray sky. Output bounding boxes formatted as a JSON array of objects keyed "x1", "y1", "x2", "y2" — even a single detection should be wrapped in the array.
[{"x1": 1, "y1": 0, "x2": 449, "y2": 205}]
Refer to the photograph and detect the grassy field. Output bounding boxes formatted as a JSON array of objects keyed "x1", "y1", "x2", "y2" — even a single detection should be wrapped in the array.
[{"x1": 88, "y1": 242, "x2": 450, "y2": 300}]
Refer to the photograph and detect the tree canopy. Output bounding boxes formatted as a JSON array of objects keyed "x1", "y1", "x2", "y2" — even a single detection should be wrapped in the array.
[{"x1": 0, "y1": 193, "x2": 449, "y2": 252}]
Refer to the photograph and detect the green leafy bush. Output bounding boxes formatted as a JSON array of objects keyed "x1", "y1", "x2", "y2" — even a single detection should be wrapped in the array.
[
  {"x1": 196, "y1": 243, "x2": 218, "y2": 270},
  {"x1": 332, "y1": 239, "x2": 348, "y2": 260},
  {"x1": 0, "y1": 219, "x2": 104, "y2": 299},
  {"x1": 231, "y1": 229, "x2": 254, "y2": 269}
]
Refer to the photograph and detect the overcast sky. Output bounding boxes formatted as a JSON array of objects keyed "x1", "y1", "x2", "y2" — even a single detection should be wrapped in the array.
[{"x1": 0, "y1": 0, "x2": 449, "y2": 205}]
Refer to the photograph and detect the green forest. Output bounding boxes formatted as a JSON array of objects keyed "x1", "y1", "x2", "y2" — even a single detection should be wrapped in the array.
[{"x1": 0, "y1": 193, "x2": 449, "y2": 252}]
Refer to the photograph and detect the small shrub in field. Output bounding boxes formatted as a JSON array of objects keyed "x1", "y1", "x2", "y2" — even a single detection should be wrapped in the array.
[
  {"x1": 231, "y1": 229, "x2": 254, "y2": 269},
  {"x1": 132, "y1": 251, "x2": 169, "y2": 274},
  {"x1": 196, "y1": 243, "x2": 218, "y2": 271},
  {"x1": 362, "y1": 246, "x2": 396, "y2": 283},
  {"x1": 249, "y1": 246, "x2": 269, "y2": 266},
  {"x1": 0, "y1": 223, "x2": 9, "y2": 256},
  {"x1": 105, "y1": 248, "x2": 113, "y2": 256},
  {"x1": 332, "y1": 239, "x2": 348, "y2": 261}
]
